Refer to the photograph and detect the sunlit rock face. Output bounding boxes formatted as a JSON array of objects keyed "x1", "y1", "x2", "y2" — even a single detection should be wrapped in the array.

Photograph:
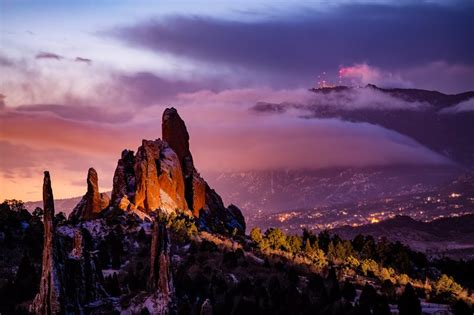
[
  {"x1": 70, "y1": 168, "x2": 109, "y2": 221},
  {"x1": 134, "y1": 139, "x2": 187, "y2": 213},
  {"x1": 108, "y1": 107, "x2": 245, "y2": 235},
  {"x1": 162, "y1": 107, "x2": 206, "y2": 217}
]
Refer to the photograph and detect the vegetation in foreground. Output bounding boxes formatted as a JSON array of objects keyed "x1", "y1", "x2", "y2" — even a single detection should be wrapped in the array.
[{"x1": 0, "y1": 199, "x2": 473, "y2": 314}]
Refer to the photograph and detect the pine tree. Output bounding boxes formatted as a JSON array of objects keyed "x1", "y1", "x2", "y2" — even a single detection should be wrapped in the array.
[{"x1": 398, "y1": 283, "x2": 421, "y2": 315}]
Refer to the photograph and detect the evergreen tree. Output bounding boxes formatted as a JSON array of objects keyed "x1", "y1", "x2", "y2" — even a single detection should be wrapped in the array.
[
  {"x1": 398, "y1": 283, "x2": 421, "y2": 315},
  {"x1": 341, "y1": 280, "x2": 356, "y2": 302}
]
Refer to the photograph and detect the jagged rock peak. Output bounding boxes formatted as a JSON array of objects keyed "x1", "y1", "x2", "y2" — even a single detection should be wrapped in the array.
[
  {"x1": 70, "y1": 167, "x2": 110, "y2": 221},
  {"x1": 30, "y1": 171, "x2": 62, "y2": 315}
]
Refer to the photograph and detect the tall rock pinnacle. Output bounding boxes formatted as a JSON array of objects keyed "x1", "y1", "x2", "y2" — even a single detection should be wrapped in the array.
[
  {"x1": 30, "y1": 171, "x2": 62, "y2": 315},
  {"x1": 162, "y1": 107, "x2": 206, "y2": 216},
  {"x1": 70, "y1": 168, "x2": 110, "y2": 221},
  {"x1": 162, "y1": 107, "x2": 192, "y2": 170},
  {"x1": 85, "y1": 168, "x2": 102, "y2": 217}
]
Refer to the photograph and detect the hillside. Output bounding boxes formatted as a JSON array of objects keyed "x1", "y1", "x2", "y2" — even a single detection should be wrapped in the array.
[{"x1": 332, "y1": 214, "x2": 474, "y2": 259}]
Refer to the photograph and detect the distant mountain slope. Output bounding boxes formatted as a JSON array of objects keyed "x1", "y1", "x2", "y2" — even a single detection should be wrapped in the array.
[
  {"x1": 205, "y1": 165, "x2": 459, "y2": 216},
  {"x1": 24, "y1": 195, "x2": 85, "y2": 215},
  {"x1": 311, "y1": 84, "x2": 474, "y2": 109}
]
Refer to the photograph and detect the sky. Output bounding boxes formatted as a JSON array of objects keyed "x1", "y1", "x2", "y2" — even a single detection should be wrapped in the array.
[{"x1": 0, "y1": 0, "x2": 473, "y2": 201}]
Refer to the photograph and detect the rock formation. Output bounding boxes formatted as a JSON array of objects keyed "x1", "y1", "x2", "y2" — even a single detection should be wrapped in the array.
[
  {"x1": 30, "y1": 171, "x2": 63, "y2": 315},
  {"x1": 108, "y1": 107, "x2": 245, "y2": 235},
  {"x1": 62, "y1": 227, "x2": 107, "y2": 312},
  {"x1": 148, "y1": 220, "x2": 174, "y2": 304},
  {"x1": 70, "y1": 168, "x2": 110, "y2": 221},
  {"x1": 162, "y1": 107, "x2": 206, "y2": 217},
  {"x1": 31, "y1": 172, "x2": 108, "y2": 314},
  {"x1": 111, "y1": 149, "x2": 136, "y2": 209}
]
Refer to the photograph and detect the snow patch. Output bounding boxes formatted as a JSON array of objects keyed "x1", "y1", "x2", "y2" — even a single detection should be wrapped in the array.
[{"x1": 159, "y1": 189, "x2": 178, "y2": 214}]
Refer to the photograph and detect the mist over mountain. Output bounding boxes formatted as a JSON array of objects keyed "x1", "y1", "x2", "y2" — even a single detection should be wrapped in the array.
[{"x1": 252, "y1": 85, "x2": 474, "y2": 167}]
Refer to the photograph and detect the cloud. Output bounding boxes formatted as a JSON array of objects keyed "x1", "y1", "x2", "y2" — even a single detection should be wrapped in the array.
[
  {"x1": 35, "y1": 51, "x2": 63, "y2": 60},
  {"x1": 114, "y1": 71, "x2": 217, "y2": 106},
  {"x1": 252, "y1": 86, "x2": 431, "y2": 112},
  {"x1": 440, "y1": 98, "x2": 474, "y2": 113},
  {"x1": 0, "y1": 85, "x2": 453, "y2": 201},
  {"x1": 75, "y1": 57, "x2": 92, "y2": 64},
  {"x1": 111, "y1": 3, "x2": 474, "y2": 88},
  {"x1": 402, "y1": 62, "x2": 474, "y2": 94},
  {"x1": 0, "y1": 55, "x2": 15, "y2": 67},
  {"x1": 339, "y1": 64, "x2": 411, "y2": 88},
  {"x1": 0, "y1": 94, "x2": 5, "y2": 110},
  {"x1": 15, "y1": 103, "x2": 132, "y2": 123}
]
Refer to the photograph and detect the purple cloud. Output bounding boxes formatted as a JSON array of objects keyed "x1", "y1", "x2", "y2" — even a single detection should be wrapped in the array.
[
  {"x1": 111, "y1": 3, "x2": 474, "y2": 90},
  {"x1": 15, "y1": 104, "x2": 132, "y2": 123},
  {"x1": 114, "y1": 71, "x2": 226, "y2": 106},
  {"x1": 35, "y1": 51, "x2": 63, "y2": 60},
  {"x1": 75, "y1": 57, "x2": 92, "y2": 64}
]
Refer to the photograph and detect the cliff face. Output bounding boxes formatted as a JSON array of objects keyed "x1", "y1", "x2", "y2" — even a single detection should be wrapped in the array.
[{"x1": 110, "y1": 107, "x2": 245, "y2": 235}]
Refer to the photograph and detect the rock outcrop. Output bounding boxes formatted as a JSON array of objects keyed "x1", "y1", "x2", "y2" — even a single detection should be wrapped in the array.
[
  {"x1": 62, "y1": 227, "x2": 107, "y2": 312},
  {"x1": 162, "y1": 107, "x2": 205, "y2": 217},
  {"x1": 109, "y1": 107, "x2": 245, "y2": 235},
  {"x1": 31, "y1": 172, "x2": 108, "y2": 314},
  {"x1": 148, "y1": 220, "x2": 174, "y2": 305},
  {"x1": 30, "y1": 171, "x2": 63, "y2": 315},
  {"x1": 111, "y1": 150, "x2": 136, "y2": 209},
  {"x1": 70, "y1": 168, "x2": 109, "y2": 221}
]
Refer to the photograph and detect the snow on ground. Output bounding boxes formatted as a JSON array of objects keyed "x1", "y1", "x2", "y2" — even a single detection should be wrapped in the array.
[
  {"x1": 82, "y1": 219, "x2": 109, "y2": 238},
  {"x1": 57, "y1": 225, "x2": 77, "y2": 238}
]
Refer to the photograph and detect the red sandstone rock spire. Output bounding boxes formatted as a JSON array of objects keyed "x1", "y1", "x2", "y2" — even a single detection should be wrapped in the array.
[
  {"x1": 30, "y1": 171, "x2": 62, "y2": 315},
  {"x1": 70, "y1": 167, "x2": 110, "y2": 220},
  {"x1": 162, "y1": 107, "x2": 206, "y2": 216}
]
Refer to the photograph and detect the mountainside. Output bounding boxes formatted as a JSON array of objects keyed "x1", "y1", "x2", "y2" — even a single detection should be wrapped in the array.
[
  {"x1": 206, "y1": 165, "x2": 460, "y2": 217},
  {"x1": 331, "y1": 214, "x2": 474, "y2": 259},
  {"x1": 253, "y1": 84, "x2": 474, "y2": 167},
  {"x1": 248, "y1": 172, "x2": 474, "y2": 239}
]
